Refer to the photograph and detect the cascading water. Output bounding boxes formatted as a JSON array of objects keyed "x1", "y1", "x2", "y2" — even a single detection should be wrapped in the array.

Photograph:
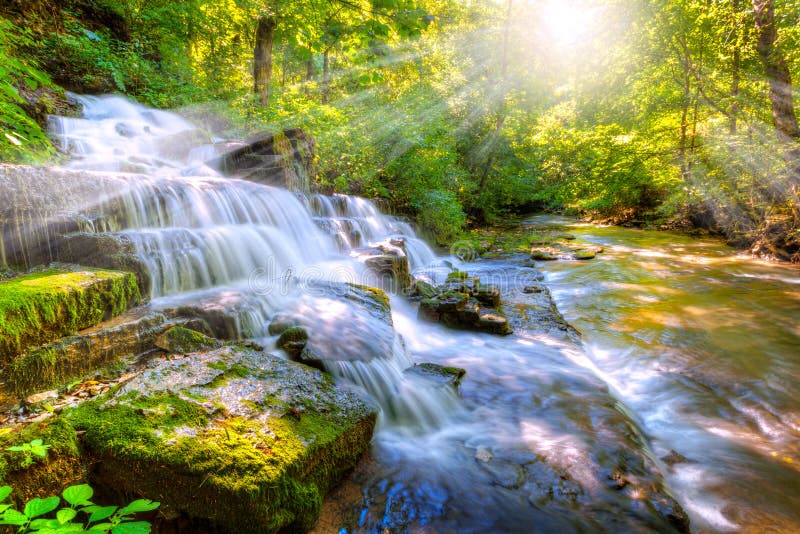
[
  {"x1": 47, "y1": 95, "x2": 453, "y2": 438},
  {"x1": 45, "y1": 95, "x2": 798, "y2": 533}
]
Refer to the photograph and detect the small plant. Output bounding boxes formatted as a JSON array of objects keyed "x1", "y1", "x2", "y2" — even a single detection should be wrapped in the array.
[
  {"x1": 6, "y1": 439, "x2": 50, "y2": 469},
  {"x1": 0, "y1": 483, "x2": 159, "y2": 533}
]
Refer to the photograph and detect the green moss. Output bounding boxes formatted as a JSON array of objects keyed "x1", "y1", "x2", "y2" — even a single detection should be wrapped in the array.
[
  {"x1": 0, "y1": 268, "x2": 140, "y2": 363},
  {"x1": 345, "y1": 283, "x2": 391, "y2": 314},
  {"x1": 530, "y1": 248, "x2": 557, "y2": 261},
  {"x1": 49, "y1": 347, "x2": 377, "y2": 532},
  {"x1": 447, "y1": 271, "x2": 469, "y2": 281},
  {"x1": 155, "y1": 326, "x2": 220, "y2": 354},
  {"x1": 0, "y1": 417, "x2": 85, "y2": 505}
]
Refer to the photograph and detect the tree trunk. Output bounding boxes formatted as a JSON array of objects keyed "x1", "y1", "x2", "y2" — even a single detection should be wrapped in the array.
[
  {"x1": 304, "y1": 52, "x2": 313, "y2": 96},
  {"x1": 253, "y1": 14, "x2": 277, "y2": 107},
  {"x1": 752, "y1": 0, "x2": 800, "y2": 143},
  {"x1": 730, "y1": 0, "x2": 741, "y2": 134},
  {"x1": 752, "y1": 0, "x2": 800, "y2": 218},
  {"x1": 322, "y1": 49, "x2": 330, "y2": 103}
]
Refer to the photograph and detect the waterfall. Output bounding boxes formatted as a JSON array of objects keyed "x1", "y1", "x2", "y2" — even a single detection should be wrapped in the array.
[{"x1": 47, "y1": 94, "x2": 445, "y2": 431}]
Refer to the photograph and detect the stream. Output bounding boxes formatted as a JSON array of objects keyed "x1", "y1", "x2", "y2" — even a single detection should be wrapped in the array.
[{"x1": 32, "y1": 96, "x2": 800, "y2": 533}]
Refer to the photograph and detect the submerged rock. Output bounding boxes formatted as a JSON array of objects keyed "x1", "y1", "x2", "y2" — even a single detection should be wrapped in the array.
[
  {"x1": 66, "y1": 345, "x2": 377, "y2": 533},
  {"x1": 405, "y1": 363, "x2": 466, "y2": 389}
]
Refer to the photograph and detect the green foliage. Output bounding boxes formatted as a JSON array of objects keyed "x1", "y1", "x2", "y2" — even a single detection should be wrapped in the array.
[
  {"x1": 5, "y1": 440, "x2": 50, "y2": 469},
  {"x1": 0, "y1": 17, "x2": 54, "y2": 162},
  {"x1": 0, "y1": 483, "x2": 159, "y2": 533}
]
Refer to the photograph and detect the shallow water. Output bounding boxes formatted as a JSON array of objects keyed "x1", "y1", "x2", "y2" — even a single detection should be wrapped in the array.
[{"x1": 533, "y1": 217, "x2": 800, "y2": 532}]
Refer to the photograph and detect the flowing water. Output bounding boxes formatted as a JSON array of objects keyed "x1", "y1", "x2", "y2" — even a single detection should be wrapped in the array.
[{"x1": 38, "y1": 96, "x2": 800, "y2": 532}]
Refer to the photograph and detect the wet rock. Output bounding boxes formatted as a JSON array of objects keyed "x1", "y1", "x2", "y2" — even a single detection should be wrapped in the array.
[
  {"x1": 661, "y1": 450, "x2": 689, "y2": 466},
  {"x1": 522, "y1": 285, "x2": 544, "y2": 294},
  {"x1": 205, "y1": 129, "x2": 316, "y2": 194},
  {"x1": 415, "y1": 276, "x2": 512, "y2": 335},
  {"x1": 413, "y1": 280, "x2": 438, "y2": 299},
  {"x1": 530, "y1": 248, "x2": 557, "y2": 261},
  {"x1": 65, "y1": 346, "x2": 377, "y2": 533},
  {"x1": 279, "y1": 283, "x2": 396, "y2": 369},
  {"x1": 56, "y1": 233, "x2": 151, "y2": 294},
  {"x1": 5, "y1": 309, "x2": 191, "y2": 397},
  {"x1": 475, "y1": 447, "x2": 493, "y2": 463},
  {"x1": 155, "y1": 326, "x2": 221, "y2": 354},
  {"x1": 473, "y1": 284, "x2": 501, "y2": 307},
  {"x1": 572, "y1": 249, "x2": 597, "y2": 260},
  {"x1": 277, "y1": 327, "x2": 309, "y2": 359},
  {"x1": 477, "y1": 313, "x2": 513, "y2": 335},
  {"x1": 358, "y1": 240, "x2": 413, "y2": 293},
  {"x1": 267, "y1": 313, "x2": 301, "y2": 336},
  {"x1": 405, "y1": 363, "x2": 466, "y2": 389}
]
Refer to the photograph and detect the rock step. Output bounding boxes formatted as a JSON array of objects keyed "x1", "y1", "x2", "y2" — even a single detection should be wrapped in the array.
[
  {"x1": 64, "y1": 345, "x2": 376, "y2": 533},
  {"x1": 3, "y1": 307, "x2": 201, "y2": 398},
  {"x1": 0, "y1": 266, "x2": 141, "y2": 364}
]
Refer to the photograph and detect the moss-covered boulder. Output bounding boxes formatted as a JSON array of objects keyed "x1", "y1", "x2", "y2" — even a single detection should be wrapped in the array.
[
  {"x1": 0, "y1": 268, "x2": 140, "y2": 363},
  {"x1": 154, "y1": 326, "x2": 221, "y2": 355},
  {"x1": 66, "y1": 346, "x2": 376, "y2": 533},
  {"x1": 530, "y1": 248, "x2": 557, "y2": 261},
  {"x1": 276, "y1": 327, "x2": 309, "y2": 359}
]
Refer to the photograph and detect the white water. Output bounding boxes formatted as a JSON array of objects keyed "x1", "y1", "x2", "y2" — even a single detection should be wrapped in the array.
[
  {"x1": 48, "y1": 96, "x2": 702, "y2": 533},
  {"x1": 49, "y1": 95, "x2": 452, "y2": 435}
]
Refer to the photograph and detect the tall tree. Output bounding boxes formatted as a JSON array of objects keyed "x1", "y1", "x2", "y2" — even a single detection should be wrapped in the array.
[{"x1": 254, "y1": 12, "x2": 277, "y2": 106}]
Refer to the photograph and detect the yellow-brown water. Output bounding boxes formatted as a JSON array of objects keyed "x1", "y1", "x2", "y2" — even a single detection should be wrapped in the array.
[{"x1": 536, "y1": 217, "x2": 800, "y2": 532}]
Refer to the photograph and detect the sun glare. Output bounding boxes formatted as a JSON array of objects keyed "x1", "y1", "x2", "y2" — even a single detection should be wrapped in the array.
[{"x1": 542, "y1": 0, "x2": 595, "y2": 47}]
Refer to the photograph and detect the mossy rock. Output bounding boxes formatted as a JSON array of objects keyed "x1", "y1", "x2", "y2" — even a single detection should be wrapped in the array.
[
  {"x1": 0, "y1": 268, "x2": 141, "y2": 364},
  {"x1": 345, "y1": 283, "x2": 391, "y2": 317},
  {"x1": 276, "y1": 327, "x2": 309, "y2": 359},
  {"x1": 530, "y1": 249, "x2": 557, "y2": 261},
  {"x1": 6, "y1": 309, "x2": 170, "y2": 398},
  {"x1": 405, "y1": 363, "x2": 466, "y2": 389},
  {"x1": 64, "y1": 346, "x2": 376, "y2": 533},
  {"x1": 446, "y1": 271, "x2": 469, "y2": 282},
  {"x1": 413, "y1": 280, "x2": 438, "y2": 300},
  {"x1": 572, "y1": 250, "x2": 597, "y2": 260},
  {"x1": 155, "y1": 326, "x2": 221, "y2": 354}
]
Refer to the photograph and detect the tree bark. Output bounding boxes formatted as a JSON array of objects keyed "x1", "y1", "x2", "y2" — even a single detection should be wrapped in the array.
[
  {"x1": 752, "y1": 0, "x2": 800, "y2": 143},
  {"x1": 730, "y1": 0, "x2": 741, "y2": 134},
  {"x1": 253, "y1": 14, "x2": 277, "y2": 107},
  {"x1": 322, "y1": 49, "x2": 330, "y2": 103},
  {"x1": 304, "y1": 53, "x2": 314, "y2": 96}
]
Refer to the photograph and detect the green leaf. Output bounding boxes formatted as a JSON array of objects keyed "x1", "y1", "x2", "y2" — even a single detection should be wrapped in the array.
[
  {"x1": 111, "y1": 521, "x2": 152, "y2": 534},
  {"x1": 63, "y1": 485, "x2": 94, "y2": 507},
  {"x1": 56, "y1": 508, "x2": 77, "y2": 524},
  {"x1": 86, "y1": 505, "x2": 117, "y2": 523},
  {"x1": 0, "y1": 486, "x2": 12, "y2": 502},
  {"x1": 29, "y1": 517, "x2": 60, "y2": 529},
  {"x1": 87, "y1": 523, "x2": 113, "y2": 532},
  {"x1": 25, "y1": 496, "x2": 60, "y2": 518},
  {"x1": 1, "y1": 508, "x2": 29, "y2": 525},
  {"x1": 117, "y1": 500, "x2": 159, "y2": 516}
]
